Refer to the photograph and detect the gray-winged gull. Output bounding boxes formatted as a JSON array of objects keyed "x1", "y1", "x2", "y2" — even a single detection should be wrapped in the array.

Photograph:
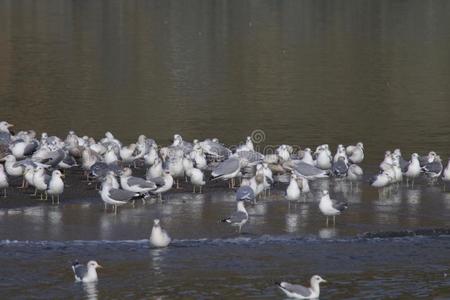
[
  {"x1": 72, "y1": 260, "x2": 102, "y2": 283},
  {"x1": 276, "y1": 275, "x2": 326, "y2": 299},
  {"x1": 100, "y1": 176, "x2": 141, "y2": 213},
  {"x1": 285, "y1": 160, "x2": 328, "y2": 180},
  {"x1": 331, "y1": 157, "x2": 349, "y2": 177},
  {"x1": 319, "y1": 190, "x2": 348, "y2": 226},
  {"x1": 150, "y1": 170, "x2": 174, "y2": 200},
  {"x1": 221, "y1": 186, "x2": 252, "y2": 233},
  {"x1": 120, "y1": 167, "x2": 156, "y2": 195},
  {"x1": 211, "y1": 157, "x2": 241, "y2": 188}
]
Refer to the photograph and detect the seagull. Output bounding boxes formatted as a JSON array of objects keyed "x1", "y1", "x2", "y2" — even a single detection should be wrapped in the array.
[
  {"x1": 33, "y1": 167, "x2": 51, "y2": 200},
  {"x1": 404, "y1": 153, "x2": 421, "y2": 187},
  {"x1": 346, "y1": 142, "x2": 364, "y2": 164},
  {"x1": 333, "y1": 144, "x2": 348, "y2": 164},
  {"x1": 100, "y1": 177, "x2": 141, "y2": 213},
  {"x1": 331, "y1": 156, "x2": 349, "y2": 177},
  {"x1": 443, "y1": 159, "x2": 450, "y2": 191},
  {"x1": 300, "y1": 148, "x2": 314, "y2": 165},
  {"x1": 221, "y1": 186, "x2": 252, "y2": 233},
  {"x1": 72, "y1": 260, "x2": 102, "y2": 283},
  {"x1": 379, "y1": 151, "x2": 393, "y2": 171},
  {"x1": 422, "y1": 154, "x2": 443, "y2": 182},
  {"x1": 314, "y1": 145, "x2": 332, "y2": 170},
  {"x1": 276, "y1": 275, "x2": 327, "y2": 299},
  {"x1": 0, "y1": 164, "x2": 8, "y2": 197},
  {"x1": 120, "y1": 143, "x2": 137, "y2": 165},
  {"x1": 47, "y1": 170, "x2": 65, "y2": 204},
  {"x1": 346, "y1": 164, "x2": 363, "y2": 189},
  {"x1": 147, "y1": 157, "x2": 163, "y2": 179},
  {"x1": 370, "y1": 171, "x2": 392, "y2": 188},
  {"x1": 211, "y1": 157, "x2": 242, "y2": 188},
  {"x1": 286, "y1": 173, "x2": 300, "y2": 201},
  {"x1": 150, "y1": 170, "x2": 174, "y2": 200},
  {"x1": 189, "y1": 167, "x2": 205, "y2": 193},
  {"x1": 286, "y1": 161, "x2": 328, "y2": 180},
  {"x1": 149, "y1": 219, "x2": 171, "y2": 248},
  {"x1": 319, "y1": 190, "x2": 348, "y2": 226},
  {"x1": 120, "y1": 167, "x2": 156, "y2": 195}
]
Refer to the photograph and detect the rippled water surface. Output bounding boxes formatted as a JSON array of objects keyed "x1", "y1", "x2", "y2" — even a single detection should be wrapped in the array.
[{"x1": 1, "y1": 0, "x2": 450, "y2": 299}]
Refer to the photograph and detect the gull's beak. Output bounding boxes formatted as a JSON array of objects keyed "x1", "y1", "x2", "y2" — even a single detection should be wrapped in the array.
[
  {"x1": 97, "y1": 264, "x2": 103, "y2": 269},
  {"x1": 7, "y1": 123, "x2": 14, "y2": 128},
  {"x1": 321, "y1": 279, "x2": 327, "y2": 283},
  {"x1": 60, "y1": 174, "x2": 65, "y2": 178}
]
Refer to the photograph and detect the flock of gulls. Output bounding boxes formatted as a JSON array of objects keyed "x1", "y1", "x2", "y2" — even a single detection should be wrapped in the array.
[{"x1": 1, "y1": 120, "x2": 449, "y2": 298}]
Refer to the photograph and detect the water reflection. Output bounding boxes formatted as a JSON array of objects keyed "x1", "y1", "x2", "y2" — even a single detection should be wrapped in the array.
[
  {"x1": 82, "y1": 282, "x2": 98, "y2": 300},
  {"x1": 318, "y1": 227, "x2": 337, "y2": 239},
  {"x1": 285, "y1": 213, "x2": 299, "y2": 233}
]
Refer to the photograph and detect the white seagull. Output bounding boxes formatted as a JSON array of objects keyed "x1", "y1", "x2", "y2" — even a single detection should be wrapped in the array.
[
  {"x1": 72, "y1": 260, "x2": 102, "y2": 283},
  {"x1": 276, "y1": 275, "x2": 327, "y2": 299},
  {"x1": 149, "y1": 219, "x2": 171, "y2": 248}
]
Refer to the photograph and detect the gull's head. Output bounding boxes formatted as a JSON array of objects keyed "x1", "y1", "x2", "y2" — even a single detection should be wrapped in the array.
[
  {"x1": 87, "y1": 261, "x2": 102, "y2": 269},
  {"x1": 212, "y1": 138, "x2": 219, "y2": 143},
  {"x1": 246, "y1": 136, "x2": 252, "y2": 142},
  {"x1": 384, "y1": 151, "x2": 391, "y2": 158},
  {"x1": 291, "y1": 173, "x2": 297, "y2": 180},
  {"x1": 412, "y1": 153, "x2": 419, "y2": 159},
  {"x1": 393, "y1": 149, "x2": 401, "y2": 156},
  {"x1": 122, "y1": 167, "x2": 132, "y2": 176},
  {"x1": 52, "y1": 170, "x2": 64, "y2": 178},
  {"x1": 357, "y1": 142, "x2": 364, "y2": 149},
  {"x1": 0, "y1": 121, "x2": 13, "y2": 132},
  {"x1": 3, "y1": 155, "x2": 15, "y2": 162},
  {"x1": 322, "y1": 190, "x2": 329, "y2": 196},
  {"x1": 105, "y1": 132, "x2": 114, "y2": 139},
  {"x1": 311, "y1": 275, "x2": 327, "y2": 284},
  {"x1": 304, "y1": 148, "x2": 311, "y2": 153},
  {"x1": 256, "y1": 164, "x2": 263, "y2": 171},
  {"x1": 153, "y1": 219, "x2": 160, "y2": 226}
]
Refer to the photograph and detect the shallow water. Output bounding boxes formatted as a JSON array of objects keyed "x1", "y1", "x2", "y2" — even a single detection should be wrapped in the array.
[{"x1": 1, "y1": 0, "x2": 450, "y2": 298}]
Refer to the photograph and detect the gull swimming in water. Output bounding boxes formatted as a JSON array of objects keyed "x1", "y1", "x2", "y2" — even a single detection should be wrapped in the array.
[
  {"x1": 72, "y1": 260, "x2": 102, "y2": 283},
  {"x1": 276, "y1": 275, "x2": 327, "y2": 299},
  {"x1": 149, "y1": 219, "x2": 171, "y2": 248},
  {"x1": 319, "y1": 190, "x2": 348, "y2": 226},
  {"x1": 221, "y1": 186, "x2": 252, "y2": 233}
]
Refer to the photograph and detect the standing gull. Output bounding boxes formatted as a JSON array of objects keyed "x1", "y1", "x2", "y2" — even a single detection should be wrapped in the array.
[
  {"x1": 319, "y1": 190, "x2": 348, "y2": 226},
  {"x1": 0, "y1": 164, "x2": 8, "y2": 197},
  {"x1": 211, "y1": 157, "x2": 242, "y2": 188},
  {"x1": 276, "y1": 275, "x2": 326, "y2": 299},
  {"x1": 221, "y1": 186, "x2": 252, "y2": 233},
  {"x1": 72, "y1": 260, "x2": 102, "y2": 283},
  {"x1": 100, "y1": 176, "x2": 141, "y2": 214}
]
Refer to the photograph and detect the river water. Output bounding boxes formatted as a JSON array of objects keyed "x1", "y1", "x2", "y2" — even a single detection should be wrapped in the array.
[{"x1": 1, "y1": 0, "x2": 450, "y2": 299}]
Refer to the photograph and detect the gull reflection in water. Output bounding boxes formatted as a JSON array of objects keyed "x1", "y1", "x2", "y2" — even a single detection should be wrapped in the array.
[
  {"x1": 83, "y1": 282, "x2": 98, "y2": 300},
  {"x1": 285, "y1": 213, "x2": 299, "y2": 233},
  {"x1": 442, "y1": 193, "x2": 450, "y2": 209},
  {"x1": 405, "y1": 189, "x2": 421, "y2": 211},
  {"x1": 318, "y1": 227, "x2": 337, "y2": 239},
  {"x1": 149, "y1": 248, "x2": 166, "y2": 275}
]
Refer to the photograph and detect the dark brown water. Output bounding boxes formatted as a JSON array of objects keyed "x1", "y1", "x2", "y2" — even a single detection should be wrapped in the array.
[{"x1": 1, "y1": 0, "x2": 450, "y2": 299}]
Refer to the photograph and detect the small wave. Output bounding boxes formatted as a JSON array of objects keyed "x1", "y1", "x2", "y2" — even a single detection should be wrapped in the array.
[
  {"x1": 1, "y1": 229, "x2": 449, "y2": 248},
  {"x1": 359, "y1": 228, "x2": 450, "y2": 239}
]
